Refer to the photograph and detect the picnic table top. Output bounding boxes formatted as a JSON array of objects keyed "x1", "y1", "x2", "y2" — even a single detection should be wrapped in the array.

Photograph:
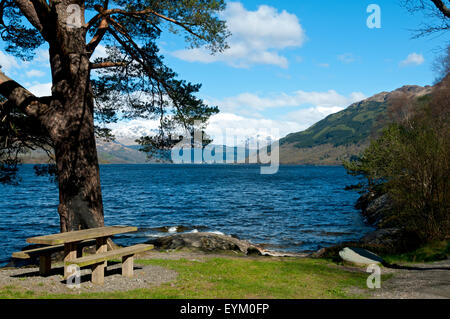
[{"x1": 26, "y1": 226, "x2": 137, "y2": 245}]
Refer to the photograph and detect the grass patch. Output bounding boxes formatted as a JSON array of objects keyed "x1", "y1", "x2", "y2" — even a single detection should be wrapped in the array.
[
  {"x1": 1, "y1": 257, "x2": 372, "y2": 299},
  {"x1": 383, "y1": 240, "x2": 450, "y2": 264},
  {"x1": 0, "y1": 285, "x2": 35, "y2": 299}
]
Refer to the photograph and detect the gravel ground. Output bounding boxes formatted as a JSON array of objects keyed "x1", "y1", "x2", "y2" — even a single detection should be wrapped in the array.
[
  {"x1": 0, "y1": 250, "x2": 293, "y2": 297},
  {"x1": 369, "y1": 259, "x2": 450, "y2": 299},
  {"x1": 346, "y1": 259, "x2": 450, "y2": 299},
  {"x1": 1, "y1": 251, "x2": 448, "y2": 298},
  {"x1": 0, "y1": 261, "x2": 177, "y2": 295}
]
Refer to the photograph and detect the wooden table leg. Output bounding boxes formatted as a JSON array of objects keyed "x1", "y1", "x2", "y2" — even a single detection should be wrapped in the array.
[
  {"x1": 92, "y1": 262, "x2": 105, "y2": 285},
  {"x1": 96, "y1": 237, "x2": 108, "y2": 252},
  {"x1": 64, "y1": 242, "x2": 78, "y2": 279},
  {"x1": 95, "y1": 237, "x2": 108, "y2": 282},
  {"x1": 122, "y1": 255, "x2": 134, "y2": 278},
  {"x1": 39, "y1": 253, "x2": 51, "y2": 276}
]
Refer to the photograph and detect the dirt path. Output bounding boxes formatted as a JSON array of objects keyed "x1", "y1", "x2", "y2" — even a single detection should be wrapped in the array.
[{"x1": 367, "y1": 259, "x2": 450, "y2": 299}]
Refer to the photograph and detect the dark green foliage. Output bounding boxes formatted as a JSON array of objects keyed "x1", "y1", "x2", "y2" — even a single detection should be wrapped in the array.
[
  {"x1": 344, "y1": 80, "x2": 450, "y2": 243},
  {"x1": 34, "y1": 164, "x2": 58, "y2": 183},
  {"x1": 383, "y1": 240, "x2": 450, "y2": 263},
  {"x1": 0, "y1": 0, "x2": 45, "y2": 60},
  {"x1": 0, "y1": 99, "x2": 52, "y2": 184},
  {"x1": 86, "y1": 0, "x2": 228, "y2": 154},
  {"x1": 1, "y1": 0, "x2": 229, "y2": 180}
]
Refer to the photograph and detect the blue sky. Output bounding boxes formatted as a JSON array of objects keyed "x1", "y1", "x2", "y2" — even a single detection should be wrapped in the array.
[{"x1": 0, "y1": 1, "x2": 449, "y2": 145}]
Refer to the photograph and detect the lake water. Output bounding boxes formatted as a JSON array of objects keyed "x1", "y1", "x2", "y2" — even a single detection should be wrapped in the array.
[{"x1": 0, "y1": 164, "x2": 374, "y2": 265}]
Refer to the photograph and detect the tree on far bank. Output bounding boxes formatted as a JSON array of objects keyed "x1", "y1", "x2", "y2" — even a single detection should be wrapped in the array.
[{"x1": 0, "y1": 1, "x2": 229, "y2": 232}]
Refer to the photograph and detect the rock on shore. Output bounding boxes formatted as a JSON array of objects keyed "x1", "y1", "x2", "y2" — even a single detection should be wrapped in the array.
[
  {"x1": 358, "y1": 193, "x2": 393, "y2": 226},
  {"x1": 314, "y1": 190, "x2": 422, "y2": 259},
  {"x1": 356, "y1": 191, "x2": 421, "y2": 253},
  {"x1": 146, "y1": 232, "x2": 307, "y2": 257}
]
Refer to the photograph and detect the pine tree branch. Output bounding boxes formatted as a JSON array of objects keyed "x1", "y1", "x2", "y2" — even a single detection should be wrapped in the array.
[
  {"x1": 107, "y1": 25, "x2": 187, "y2": 128},
  {"x1": 90, "y1": 61, "x2": 127, "y2": 69},
  {"x1": 0, "y1": 71, "x2": 47, "y2": 118},
  {"x1": 14, "y1": 0, "x2": 44, "y2": 34},
  {"x1": 88, "y1": 6, "x2": 206, "y2": 42},
  {"x1": 431, "y1": 0, "x2": 450, "y2": 18},
  {"x1": 86, "y1": 1, "x2": 109, "y2": 57}
]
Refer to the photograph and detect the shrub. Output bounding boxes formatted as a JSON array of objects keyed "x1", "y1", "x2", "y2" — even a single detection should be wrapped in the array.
[{"x1": 344, "y1": 76, "x2": 450, "y2": 244}]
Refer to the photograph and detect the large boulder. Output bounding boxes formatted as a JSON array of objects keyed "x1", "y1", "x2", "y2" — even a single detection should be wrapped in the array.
[
  {"x1": 355, "y1": 191, "x2": 376, "y2": 211},
  {"x1": 360, "y1": 228, "x2": 403, "y2": 247},
  {"x1": 147, "y1": 232, "x2": 305, "y2": 257},
  {"x1": 360, "y1": 228, "x2": 421, "y2": 254},
  {"x1": 363, "y1": 193, "x2": 393, "y2": 226},
  {"x1": 149, "y1": 232, "x2": 250, "y2": 253},
  {"x1": 339, "y1": 247, "x2": 384, "y2": 265}
]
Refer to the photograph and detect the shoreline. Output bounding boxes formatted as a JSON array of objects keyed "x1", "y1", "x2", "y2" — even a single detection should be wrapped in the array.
[{"x1": 1, "y1": 247, "x2": 449, "y2": 299}]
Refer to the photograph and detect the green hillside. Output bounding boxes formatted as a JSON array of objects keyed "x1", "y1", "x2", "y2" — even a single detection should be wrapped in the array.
[
  {"x1": 281, "y1": 100, "x2": 387, "y2": 148},
  {"x1": 278, "y1": 84, "x2": 433, "y2": 164}
]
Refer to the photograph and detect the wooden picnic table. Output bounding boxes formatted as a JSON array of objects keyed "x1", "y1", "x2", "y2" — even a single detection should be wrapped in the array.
[{"x1": 26, "y1": 225, "x2": 137, "y2": 278}]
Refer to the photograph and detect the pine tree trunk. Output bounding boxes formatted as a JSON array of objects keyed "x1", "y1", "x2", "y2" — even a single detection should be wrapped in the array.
[
  {"x1": 49, "y1": 50, "x2": 105, "y2": 232},
  {"x1": 54, "y1": 120, "x2": 104, "y2": 232},
  {"x1": 46, "y1": 2, "x2": 105, "y2": 231},
  {"x1": 52, "y1": 48, "x2": 104, "y2": 232}
]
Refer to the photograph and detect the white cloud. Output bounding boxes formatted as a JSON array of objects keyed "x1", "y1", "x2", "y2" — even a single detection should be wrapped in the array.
[
  {"x1": 107, "y1": 118, "x2": 160, "y2": 145},
  {"x1": 206, "y1": 112, "x2": 300, "y2": 145},
  {"x1": 198, "y1": 90, "x2": 366, "y2": 145},
  {"x1": 27, "y1": 82, "x2": 52, "y2": 97},
  {"x1": 106, "y1": 88, "x2": 367, "y2": 147},
  {"x1": 26, "y1": 69, "x2": 46, "y2": 77},
  {"x1": 318, "y1": 63, "x2": 330, "y2": 68},
  {"x1": 207, "y1": 90, "x2": 366, "y2": 114},
  {"x1": 337, "y1": 53, "x2": 356, "y2": 64},
  {"x1": 90, "y1": 44, "x2": 108, "y2": 62},
  {"x1": 0, "y1": 49, "x2": 50, "y2": 75},
  {"x1": 0, "y1": 51, "x2": 19, "y2": 72},
  {"x1": 33, "y1": 49, "x2": 49, "y2": 64},
  {"x1": 172, "y1": 2, "x2": 306, "y2": 68},
  {"x1": 283, "y1": 105, "x2": 346, "y2": 131},
  {"x1": 205, "y1": 92, "x2": 366, "y2": 144},
  {"x1": 106, "y1": 104, "x2": 359, "y2": 147},
  {"x1": 400, "y1": 53, "x2": 424, "y2": 67},
  {"x1": 106, "y1": 113, "x2": 299, "y2": 146}
]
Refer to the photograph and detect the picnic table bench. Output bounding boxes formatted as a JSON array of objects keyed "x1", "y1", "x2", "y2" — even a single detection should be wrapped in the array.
[
  {"x1": 12, "y1": 239, "x2": 97, "y2": 275},
  {"x1": 13, "y1": 226, "x2": 153, "y2": 285}
]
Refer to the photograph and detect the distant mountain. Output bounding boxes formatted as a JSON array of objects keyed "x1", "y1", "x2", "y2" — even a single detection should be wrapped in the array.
[
  {"x1": 277, "y1": 85, "x2": 433, "y2": 165},
  {"x1": 19, "y1": 84, "x2": 434, "y2": 166},
  {"x1": 20, "y1": 140, "x2": 257, "y2": 165},
  {"x1": 96, "y1": 140, "x2": 151, "y2": 164},
  {"x1": 19, "y1": 140, "x2": 160, "y2": 164}
]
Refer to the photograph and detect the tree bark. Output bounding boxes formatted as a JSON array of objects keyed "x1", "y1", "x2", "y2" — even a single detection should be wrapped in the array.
[
  {"x1": 44, "y1": 1, "x2": 104, "y2": 232},
  {"x1": 48, "y1": 50, "x2": 105, "y2": 232}
]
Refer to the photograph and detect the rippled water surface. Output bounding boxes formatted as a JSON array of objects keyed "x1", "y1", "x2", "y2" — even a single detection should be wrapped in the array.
[{"x1": 0, "y1": 164, "x2": 374, "y2": 265}]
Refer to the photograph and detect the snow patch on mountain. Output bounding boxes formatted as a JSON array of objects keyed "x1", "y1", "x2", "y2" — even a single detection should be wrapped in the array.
[{"x1": 107, "y1": 119, "x2": 160, "y2": 145}]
